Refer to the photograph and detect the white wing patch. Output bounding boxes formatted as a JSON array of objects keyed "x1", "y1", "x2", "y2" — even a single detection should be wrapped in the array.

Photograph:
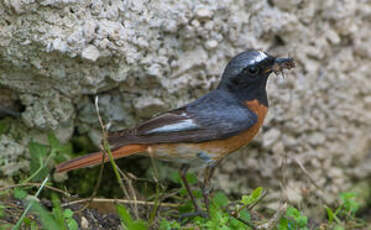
[
  {"x1": 248, "y1": 51, "x2": 268, "y2": 65},
  {"x1": 145, "y1": 119, "x2": 199, "y2": 134}
]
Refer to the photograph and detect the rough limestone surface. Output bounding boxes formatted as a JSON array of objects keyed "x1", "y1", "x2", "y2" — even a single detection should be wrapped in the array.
[{"x1": 0, "y1": 0, "x2": 370, "y2": 211}]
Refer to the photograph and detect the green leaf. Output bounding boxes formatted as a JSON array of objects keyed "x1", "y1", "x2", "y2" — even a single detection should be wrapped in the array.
[
  {"x1": 51, "y1": 194, "x2": 66, "y2": 230},
  {"x1": 209, "y1": 203, "x2": 225, "y2": 223},
  {"x1": 212, "y1": 192, "x2": 229, "y2": 208},
  {"x1": 48, "y1": 133, "x2": 61, "y2": 150},
  {"x1": 117, "y1": 204, "x2": 148, "y2": 230},
  {"x1": 63, "y1": 209, "x2": 74, "y2": 218},
  {"x1": 239, "y1": 210, "x2": 251, "y2": 223},
  {"x1": 28, "y1": 141, "x2": 49, "y2": 181},
  {"x1": 193, "y1": 189, "x2": 202, "y2": 199},
  {"x1": 23, "y1": 217, "x2": 40, "y2": 230},
  {"x1": 178, "y1": 200, "x2": 193, "y2": 214},
  {"x1": 23, "y1": 217, "x2": 32, "y2": 225},
  {"x1": 159, "y1": 219, "x2": 181, "y2": 230},
  {"x1": 278, "y1": 217, "x2": 289, "y2": 230},
  {"x1": 13, "y1": 188, "x2": 28, "y2": 200},
  {"x1": 185, "y1": 173, "x2": 198, "y2": 185},
  {"x1": 31, "y1": 201, "x2": 62, "y2": 230},
  {"x1": 48, "y1": 133, "x2": 73, "y2": 159},
  {"x1": 250, "y1": 187, "x2": 263, "y2": 202},
  {"x1": 326, "y1": 206, "x2": 334, "y2": 224},
  {"x1": 66, "y1": 218, "x2": 79, "y2": 230},
  {"x1": 169, "y1": 171, "x2": 181, "y2": 184},
  {"x1": 285, "y1": 206, "x2": 308, "y2": 228},
  {"x1": 340, "y1": 192, "x2": 359, "y2": 215},
  {"x1": 241, "y1": 195, "x2": 251, "y2": 206},
  {"x1": 286, "y1": 206, "x2": 300, "y2": 218},
  {"x1": 241, "y1": 187, "x2": 263, "y2": 205},
  {"x1": 230, "y1": 216, "x2": 249, "y2": 229},
  {"x1": 116, "y1": 204, "x2": 134, "y2": 227},
  {"x1": 179, "y1": 187, "x2": 186, "y2": 197},
  {"x1": 63, "y1": 208, "x2": 77, "y2": 230},
  {"x1": 131, "y1": 221, "x2": 148, "y2": 230},
  {"x1": 29, "y1": 141, "x2": 49, "y2": 158}
]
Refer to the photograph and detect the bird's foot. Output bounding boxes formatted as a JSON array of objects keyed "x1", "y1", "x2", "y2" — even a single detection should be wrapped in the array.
[
  {"x1": 178, "y1": 209, "x2": 209, "y2": 221},
  {"x1": 201, "y1": 184, "x2": 214, "y2": 214}
]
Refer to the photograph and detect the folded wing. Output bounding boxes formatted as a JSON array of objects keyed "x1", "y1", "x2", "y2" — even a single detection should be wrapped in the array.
[{"x1": 108, "y1": 90, "x2": 258, "y2": 149}]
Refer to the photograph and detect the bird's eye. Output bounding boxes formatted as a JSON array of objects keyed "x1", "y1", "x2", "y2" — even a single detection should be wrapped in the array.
[{"x1": 245, "y1": 66, "x2": 259, "y2": 75}]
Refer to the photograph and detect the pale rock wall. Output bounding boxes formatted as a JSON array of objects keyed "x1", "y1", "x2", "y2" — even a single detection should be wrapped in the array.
[{"x1": 0, "y1": 0, "x2": 370, "y2": 208}]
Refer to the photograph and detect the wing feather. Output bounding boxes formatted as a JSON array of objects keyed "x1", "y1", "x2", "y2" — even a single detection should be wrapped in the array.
[{"x1": 108, "y1": 90, "x2": 258, "y2": 149}]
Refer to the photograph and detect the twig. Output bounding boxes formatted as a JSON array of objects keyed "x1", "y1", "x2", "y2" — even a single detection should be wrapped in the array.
[
  {"x1": 0, "y1": 182, "x2": 71, "y2": 197},
  {"x1": 279, "y1": 151, "x2": 288, "y2": 191},
  {"x1": 256, "y1": 202, "x2": 287, "y2": 230},
  {"x1": 247, "y1": 190, "x2": 268, "y2": 210},
  {"x1": 22, "y1": 149, "x2": 56, "y2": 184},
  {"x1": 228, "y1": 191, "x2": 268, "y2": 229},
  {"x1": 61, "y1": 198, "x2": 180, "y2": 208},
  {"x1": 117, "y1": 166, "x2": 139, "y2": 218},
  {"x1": 149, "y1": 154, "x2": 160, "y2": 184},
  {"x1": 76, "y1": 146, "x2": 106, "y2": 213},
  {"x1": 293, "y1": 157, "x2": 320, "y2": 190},
  {"x1": 254, "y1": 151, "x2": 289, "y2": 229},
  {"x1": 12, "y1": 176, "x2": 49, "y2": 230},
  {"x1": 294, "y1": 157, "x2": 331, "y2": 206},
  {"x1": 231, "y1": 190, "x2": 268, "y2": 218},
  {"x1": 95, "y1": 97, "x2": 127, "y2": 194},
  {"x1": 233, "y1": 215, "x2": 256, "y2": 229},
  {"x1": 95, "y1": 96, "x2": 136, "y2": 214},
  {"x1": 147, "y1": 154, "x2": 163, "y2": 224},
  {"x1": 148, "y1": 186, "x2": 161, "y2": 226},
  {"x1": 228, "y1": 204, "x2": 256, "y2": 229}
]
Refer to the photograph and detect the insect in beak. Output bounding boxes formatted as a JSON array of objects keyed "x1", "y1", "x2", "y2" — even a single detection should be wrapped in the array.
[{"x1": 264, "y1": 56, "x2": 295, "y2": 78}]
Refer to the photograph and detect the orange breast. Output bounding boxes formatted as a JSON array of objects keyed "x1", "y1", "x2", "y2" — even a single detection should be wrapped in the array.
[{"x1": 149, "y1": 99, "x2": 268, "y2": 164}]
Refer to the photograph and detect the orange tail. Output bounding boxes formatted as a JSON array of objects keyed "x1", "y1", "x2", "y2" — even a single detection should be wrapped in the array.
[{"x1": 55, "y1": 144, "x2": 148, "y2": 173}]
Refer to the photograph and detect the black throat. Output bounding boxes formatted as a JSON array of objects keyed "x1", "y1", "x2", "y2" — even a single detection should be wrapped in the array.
[{"x1": 218, "y1": 78, "x2": 269, "y2": 107}]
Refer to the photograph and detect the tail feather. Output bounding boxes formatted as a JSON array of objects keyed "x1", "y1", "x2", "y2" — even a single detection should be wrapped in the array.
[{"x1": 55, "y1": 144, "x2": 147, "y2": 173}]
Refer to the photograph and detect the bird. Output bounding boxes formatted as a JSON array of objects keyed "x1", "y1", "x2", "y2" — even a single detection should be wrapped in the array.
[{"x1": 55, "y1": 49, "x2": 295, "y2": 214}]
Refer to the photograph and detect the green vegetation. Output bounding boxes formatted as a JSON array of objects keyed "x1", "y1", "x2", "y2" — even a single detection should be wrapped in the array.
[{"x1": 0, "y1": 134, "x2": 369, "y2": 229}]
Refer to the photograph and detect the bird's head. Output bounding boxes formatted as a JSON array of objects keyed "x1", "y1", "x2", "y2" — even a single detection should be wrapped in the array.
[
  {"x1": 219, "y1": 49, "x2": 295, "y2": 88},
  {"x1": 218, "y1": 49, "x2": 295, "y2": 104}
]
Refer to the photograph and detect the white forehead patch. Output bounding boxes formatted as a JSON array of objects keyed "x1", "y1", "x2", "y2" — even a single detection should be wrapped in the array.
[{"x1": 248, "y1": 51, "x2": 268, "y2": 65}]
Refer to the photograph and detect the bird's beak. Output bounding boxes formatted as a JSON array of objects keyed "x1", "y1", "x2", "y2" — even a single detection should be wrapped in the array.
[{"x1": 264, "y1": 57, "x2": 295, "y2": 74}]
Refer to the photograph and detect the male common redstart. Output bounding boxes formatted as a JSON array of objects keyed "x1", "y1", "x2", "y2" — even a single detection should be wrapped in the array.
[{"x1": 56, "y1": 49, "x2": 295, "y2": 213}]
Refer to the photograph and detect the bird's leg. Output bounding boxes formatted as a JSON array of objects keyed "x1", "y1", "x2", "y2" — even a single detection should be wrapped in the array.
[
  {"x1": 202, "y1": 164, "x2": 216, "y2": 213},
  {"x1": 179, "y1": 164, "x2": 199, "y2": 211},
  {"x1": 179, "y1": 164, "x2": 208, "y2": 219}
]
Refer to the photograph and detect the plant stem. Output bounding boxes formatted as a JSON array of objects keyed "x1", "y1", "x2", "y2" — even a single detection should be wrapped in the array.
[{"x1": 12, "y1": 176, "x2": 49, "y2": 230}]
